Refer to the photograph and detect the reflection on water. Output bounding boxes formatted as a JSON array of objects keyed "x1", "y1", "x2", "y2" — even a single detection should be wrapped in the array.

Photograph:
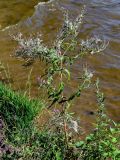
[{"x1": 0, "y1": 0, "x2": 120, "y2": 132}]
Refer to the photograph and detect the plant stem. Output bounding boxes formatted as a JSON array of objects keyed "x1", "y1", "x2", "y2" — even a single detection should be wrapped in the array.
[{"x1": 59, "y1": 48, "x2": 68, "y2": 149}]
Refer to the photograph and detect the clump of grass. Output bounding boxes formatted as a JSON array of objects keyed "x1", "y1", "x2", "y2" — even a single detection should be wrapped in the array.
[
  {"x1": 0, "y1": 82, "x2": 43, "y2": 132},
  {"x1": 0, "y1": 82, "x2": 44, "y2": 158}
]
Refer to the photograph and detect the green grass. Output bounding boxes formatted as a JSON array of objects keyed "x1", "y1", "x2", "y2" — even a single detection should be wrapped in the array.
[
  {"x1": 0, "y1": 82, "x2": 44, "y2": 150},
  {"x1": 0, "y1": 82, "x2": 43, "y2": 128}
]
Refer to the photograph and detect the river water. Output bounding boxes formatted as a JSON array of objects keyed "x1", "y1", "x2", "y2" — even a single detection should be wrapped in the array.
[{"x1": 0, "y1": 0, "x2": 120, "y2": 132}]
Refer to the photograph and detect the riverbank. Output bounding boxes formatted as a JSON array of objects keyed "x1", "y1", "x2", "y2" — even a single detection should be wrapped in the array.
[{"x1": 0, "y1": 82, "x2": 120, "y2": 159}]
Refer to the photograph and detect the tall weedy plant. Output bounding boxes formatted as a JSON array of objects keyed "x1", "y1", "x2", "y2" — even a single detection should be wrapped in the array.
[
  {"x1": 13, "y1": 6, "x2": 110, "y2": 159},
  {"x1": 76, "y1": 79, "x2": 120, "y2": 160}
]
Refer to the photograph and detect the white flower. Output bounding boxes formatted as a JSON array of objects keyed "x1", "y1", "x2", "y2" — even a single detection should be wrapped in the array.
[{"x1": 68, "y1": 120, "x2": 79, "y2": 133}]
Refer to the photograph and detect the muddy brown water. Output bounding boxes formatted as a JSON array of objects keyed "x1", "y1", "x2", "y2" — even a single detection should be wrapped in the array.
[{"x1": 0, "y1": 0, "x2": 120, "y2": 133}]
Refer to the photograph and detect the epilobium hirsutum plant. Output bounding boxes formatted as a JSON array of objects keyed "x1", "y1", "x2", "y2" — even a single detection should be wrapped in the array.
[
  {"x1": 80, "y1": 37, "x2": 109, "y2": 56},
  {"x1": 13, "y1": 6, "x2": 111, "y2": 159},
  {"x1": 76, "y1": 80, "x2": 120, "y2": 160}
]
